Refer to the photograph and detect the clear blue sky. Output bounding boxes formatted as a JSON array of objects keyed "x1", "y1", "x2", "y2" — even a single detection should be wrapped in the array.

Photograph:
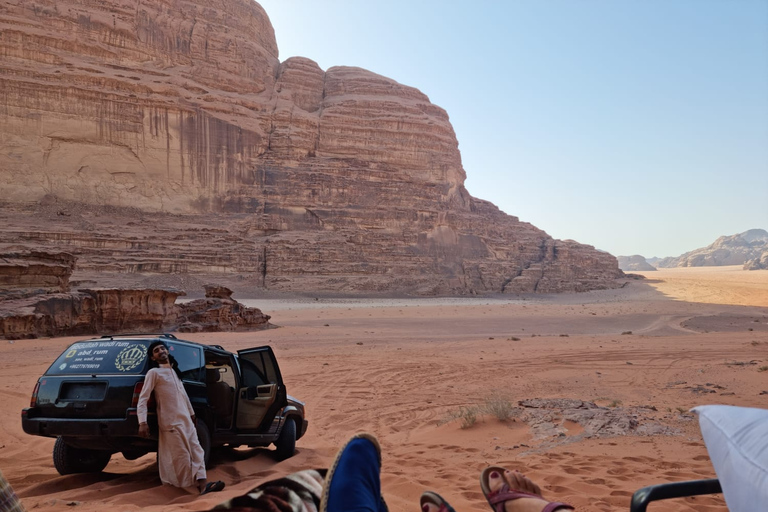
[{"x1": 257, "y1": 0, "x2": 768, "y2": 259}]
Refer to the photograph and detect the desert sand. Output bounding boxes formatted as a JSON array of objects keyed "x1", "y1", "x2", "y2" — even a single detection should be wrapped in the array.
[{"x1": 2, "y1": 266, "x2": 767, "y2": 512}]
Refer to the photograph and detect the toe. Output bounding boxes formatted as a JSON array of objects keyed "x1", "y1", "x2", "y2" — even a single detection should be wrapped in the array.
[
  {"x1": 422, "y1": 503, "x2": 440, "y2": 512},
  {"x1": 488, "y1": 469, "x2": 507, "y2": 493},
  {"x1": 506, "y1": 470, "x2": 542, "y2": 497}
]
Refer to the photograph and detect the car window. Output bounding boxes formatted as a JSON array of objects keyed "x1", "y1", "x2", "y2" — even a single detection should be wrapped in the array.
[
  {"x1": 168, "y1": 342, "x2": 204, "y2": 382},
  {"x1": 239, "y1": 358, "x2": 267, "y2": 387},
  {"x1": 238, "y1": 349, "x2": 280, "y2": 384},
  {"x1": 46, "y1": 340, "x2": 148, "y2": 375}
]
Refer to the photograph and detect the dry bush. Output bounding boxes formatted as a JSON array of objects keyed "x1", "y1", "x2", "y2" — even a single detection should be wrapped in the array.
[
  {"x1": 484, "y1": 391, "x2": 516, "y2": 421},
  {"x1": 444, "y1": 392, "x2": 518, "y2": 428},
  {"x1": 456, "y1": 406, "x2": 478, "y2": 429}
]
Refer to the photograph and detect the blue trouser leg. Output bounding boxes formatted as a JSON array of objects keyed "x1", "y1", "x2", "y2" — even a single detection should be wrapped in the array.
[{"x1": 325, "y1": 438, "x2": 387, "y2": 512}]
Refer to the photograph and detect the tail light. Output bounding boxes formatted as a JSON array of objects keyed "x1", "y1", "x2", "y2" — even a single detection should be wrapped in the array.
[
  {"x1": 130, "y1": 382, "x2": 143, "y2": 408},
  {"x1": 129, "y1": 382, "x2": 155, "y2": 413},
  {"x1": 29, "y1": 381, "x2": 40, "y2": 408}
]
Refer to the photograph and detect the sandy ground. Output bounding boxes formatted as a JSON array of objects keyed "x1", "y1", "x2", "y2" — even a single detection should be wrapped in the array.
[{"x1": 2, "y1": 266, "x2": 767, "y2": 512}]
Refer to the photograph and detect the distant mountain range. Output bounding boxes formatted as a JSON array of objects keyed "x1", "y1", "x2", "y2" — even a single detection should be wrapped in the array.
[
  {"x1": 616, "y1": 255, "x2": 657, "y2": 271},
  {"x1": 618, "y1": 229, "x2": 768, "y2": 271}
]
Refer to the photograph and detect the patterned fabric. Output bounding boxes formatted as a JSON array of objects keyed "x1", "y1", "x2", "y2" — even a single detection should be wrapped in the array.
[
  {"x1": 0, "y1": 469, "x2": 25, "y2": 512},
  {"x1": 210, "y1": 469, "x2": 326, "y2": 512}
]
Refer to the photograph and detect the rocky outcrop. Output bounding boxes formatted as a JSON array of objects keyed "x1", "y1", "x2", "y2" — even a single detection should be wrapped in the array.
[
  {"x1": 0, "y1": 0, "x2": 623, "y2": 295},
  {"x1": 617, "y1": 255, "x2": 656, "y2": 272},
  {"x1": 744, "y1": 251, "x2": 768, "y2": 270},
  {"x1": 657, "y1": 229, "x2": 768, "y2": 269},
  {"x1": 177, "y1": 289, "x2": 271, "y2": 332},
  {"x1": 0, "y1": 252, "x2": 76, "y2": 295},
  {"x1": 518, "y1": 398, "x2": 678, "y2": 440},
  {"x1": 0, "y1": 287, "x2": 271, "y2": 340}
]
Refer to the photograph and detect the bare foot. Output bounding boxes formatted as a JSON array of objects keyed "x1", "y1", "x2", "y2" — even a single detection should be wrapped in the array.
[{"x1": 486, "y1": 468, "x2": 572, "y2": 512}]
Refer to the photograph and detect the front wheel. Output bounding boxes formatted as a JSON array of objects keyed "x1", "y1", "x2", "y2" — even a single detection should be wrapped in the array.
[
  {"x1": 53, "y1": 437, "x2": 111, "y2": 475},
  {"x1": 274, "y1": 417, "x2": 296, "y2": 461}
]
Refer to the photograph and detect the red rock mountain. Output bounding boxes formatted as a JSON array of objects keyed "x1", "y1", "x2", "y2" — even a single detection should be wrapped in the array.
[{"x1": 0, "y1": 0, "x2": 622, "y2": 295}]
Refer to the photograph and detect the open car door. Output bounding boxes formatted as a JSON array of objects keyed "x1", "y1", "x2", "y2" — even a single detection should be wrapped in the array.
[{"x1": 235, "y1": 346, "x2": 287, "y2": 432}]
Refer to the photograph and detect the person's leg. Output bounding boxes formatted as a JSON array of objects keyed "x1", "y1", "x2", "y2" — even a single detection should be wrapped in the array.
[
  {"x1": 320, "y1": 434, "x2": 387, "y2": 512},
  {"x1": 481, "y1": 467, "x2": 574, "y2": 512},
  {"x1": 207, "y1": 469, "x2": 325, "y2": 512}
]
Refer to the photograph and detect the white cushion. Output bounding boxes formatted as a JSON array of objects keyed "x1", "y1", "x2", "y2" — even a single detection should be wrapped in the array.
[{"x1": 692, "y1": 405, "x2": 768, "y2": 512}]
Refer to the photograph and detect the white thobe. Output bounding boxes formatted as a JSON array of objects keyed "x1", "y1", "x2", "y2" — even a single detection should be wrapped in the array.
[{"x1": 137, "y1": 366, "x2": 206, "y2": 488}]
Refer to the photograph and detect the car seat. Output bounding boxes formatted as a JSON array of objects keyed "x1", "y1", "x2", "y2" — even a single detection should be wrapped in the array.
[{"x1": 206, "y1": 368, "x2": 234, "y2": 429}]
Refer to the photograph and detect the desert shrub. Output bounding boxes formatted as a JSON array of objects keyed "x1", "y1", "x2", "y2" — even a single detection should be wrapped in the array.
[
  {"x1": 442, "y1": 405, "x2": 480, "y2": 429},
  {"x1": 457, "y1": 406, "x2": 478, "y2": 429},
  {"x1": 484, "y1": 391, "x2": 516, "y2": 421},
  {"x1": 444, "y1": 392, "x2": 519, "y2": 428}
]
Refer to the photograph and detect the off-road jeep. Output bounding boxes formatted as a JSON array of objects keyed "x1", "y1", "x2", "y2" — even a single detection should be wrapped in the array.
[{"x1": 21, "y1": 333, "x2": 307, "y2": 475}]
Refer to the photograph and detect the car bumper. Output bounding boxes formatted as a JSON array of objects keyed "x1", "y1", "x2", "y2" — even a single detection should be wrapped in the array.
[{"x1": 21, "y1": 408, "x2": 147, "y2": 438}]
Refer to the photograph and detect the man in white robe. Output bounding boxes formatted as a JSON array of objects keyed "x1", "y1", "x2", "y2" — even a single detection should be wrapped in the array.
[{"x1": 137, "y1": 341, "x2": 224, "y2": 495}]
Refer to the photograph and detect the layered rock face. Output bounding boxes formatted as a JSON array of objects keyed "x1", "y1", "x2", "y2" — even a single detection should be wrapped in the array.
[
  {"x1": 0, "y1": 252, "x2": 76, "y2": 295},
  {"x1": 0, "y1": 0, "x2": 622, "y2": 295},
  {"x1": 0, "y1": 286, "x2": 272, "y2": 339}
]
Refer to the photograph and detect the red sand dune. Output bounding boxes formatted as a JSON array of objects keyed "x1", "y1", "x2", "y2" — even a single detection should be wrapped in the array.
[{"x1": 2, "y1": 266, "x2": 766, "y2": 512}]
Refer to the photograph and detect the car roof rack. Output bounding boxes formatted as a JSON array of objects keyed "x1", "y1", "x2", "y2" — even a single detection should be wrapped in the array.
[{"x1": 99, "y1": 333, "x2": 178, "y2": 340}]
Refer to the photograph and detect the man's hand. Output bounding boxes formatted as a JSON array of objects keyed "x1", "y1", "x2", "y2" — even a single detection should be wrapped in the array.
[{"x1": 138, "y1": 422, "x2": 150, "y2": 438}]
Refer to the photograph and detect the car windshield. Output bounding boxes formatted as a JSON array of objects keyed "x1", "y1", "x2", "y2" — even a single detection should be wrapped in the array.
[{"x1": 46, "y1": 340, "x2": 149, "y2": 375}]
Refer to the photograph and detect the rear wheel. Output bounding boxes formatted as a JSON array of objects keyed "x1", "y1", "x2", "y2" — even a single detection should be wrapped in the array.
[
  {"x1": 53, "y1": 437, "x2": 111, "y2": 475},
  {"x1": 274, "y1": 417, "x2": 296, "y2": 461}
]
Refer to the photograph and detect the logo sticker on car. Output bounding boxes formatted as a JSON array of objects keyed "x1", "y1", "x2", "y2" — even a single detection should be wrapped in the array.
[{"x1": 115, "y1": 344, "x2": 147, "y2": 372}]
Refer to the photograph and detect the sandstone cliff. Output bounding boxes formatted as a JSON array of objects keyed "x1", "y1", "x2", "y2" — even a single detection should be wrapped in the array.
[
  {"x1": 617, "y1": 255, "x2": 656, "y2": 272},
  {"x1": 0, "y1": 284, "x2": 272, "y2": 340},
  {"x1": 0, "y1": 0, "x2": 623, "y2": 295},
  {"x1": 0, "y1": 251, "x2": 76, "y2": 295},
  {"x1": 657, "y1": 229, "x2": 768, "y2": 269}
]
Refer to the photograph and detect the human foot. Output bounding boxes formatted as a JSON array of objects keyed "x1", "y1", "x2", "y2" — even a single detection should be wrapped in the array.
[
  {"x1": 480, "y1": 467, "x2": 574, "y2": 512},
  {"x1": 200, "y1": 479, "x2": 225, "y2": 495},
  {"x1": 420, "y1": 491, "x2": 457, "y2": 512}
]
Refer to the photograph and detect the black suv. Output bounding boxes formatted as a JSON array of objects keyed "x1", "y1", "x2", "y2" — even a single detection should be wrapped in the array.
[{"x1": 21, "y1": 334, "x2": 308, "y2": 475}]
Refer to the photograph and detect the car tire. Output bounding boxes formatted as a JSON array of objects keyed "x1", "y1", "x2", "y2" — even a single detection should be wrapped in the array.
[
  {"x1": 196, "y1": 418, "x2": 211, "y2": 468},
  {"x1": 53, "y1": 437, "x2": 111, "y2": 475},
  {"x1": 274, "y1": 417, "x2": 296, "y2": 461}
]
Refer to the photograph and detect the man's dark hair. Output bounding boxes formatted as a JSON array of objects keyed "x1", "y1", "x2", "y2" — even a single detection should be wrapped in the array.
[{"x1": 147, "y1": 340, "x2": 182, "y2": 378}]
